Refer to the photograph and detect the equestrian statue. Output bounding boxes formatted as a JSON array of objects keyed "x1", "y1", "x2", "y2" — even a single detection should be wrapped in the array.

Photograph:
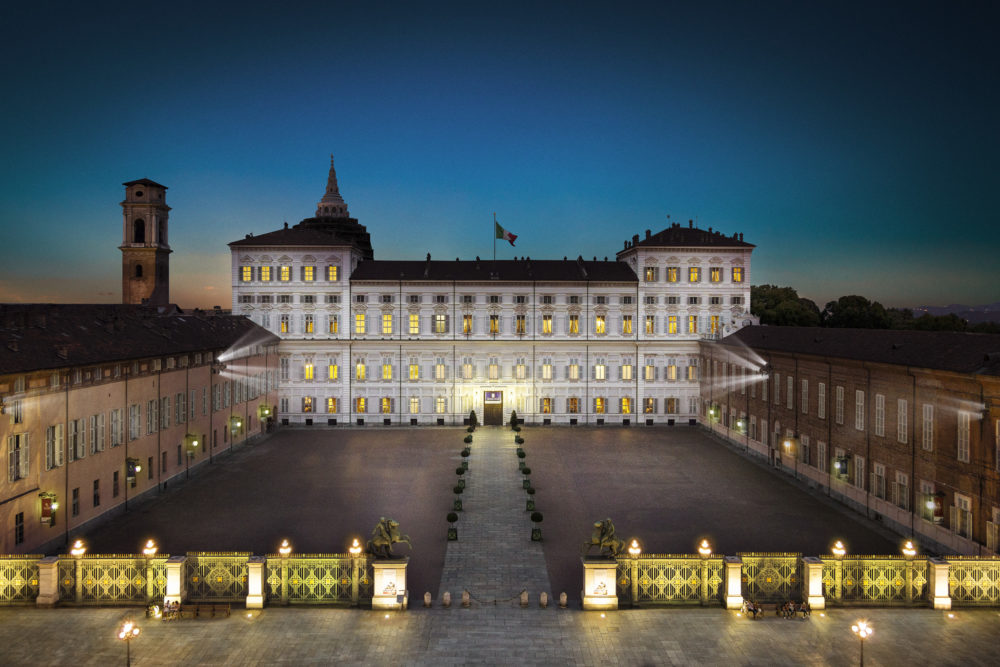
[
  {"x1": 367, "y1": 517, "x2": 412, "y2": 558},
  {"x1": 582, "y1": 517, "x2": 625, "y2": 557}
]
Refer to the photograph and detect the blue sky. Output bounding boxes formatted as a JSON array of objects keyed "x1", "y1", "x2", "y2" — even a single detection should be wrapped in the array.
[{"x1": 1, "y1": 0, "x2": 996, "y2": 309}]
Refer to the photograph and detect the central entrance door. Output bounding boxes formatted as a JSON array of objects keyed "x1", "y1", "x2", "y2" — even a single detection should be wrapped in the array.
[{"x1": 483, "y1": 391, "x2": 503, "y2": 425}]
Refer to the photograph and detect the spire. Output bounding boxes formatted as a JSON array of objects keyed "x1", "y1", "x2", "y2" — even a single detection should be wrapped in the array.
[{"x1": 316, "y1": 154, "x2": 350, "y2": 218}]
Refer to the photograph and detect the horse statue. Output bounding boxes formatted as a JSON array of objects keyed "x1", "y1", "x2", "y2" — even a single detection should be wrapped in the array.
[
  {"x1": 582, "y1": 517, "x2": 625, "y2": 557},
  {"x1": 366, "y1": 517, "x2": 412, "y2": 558}
]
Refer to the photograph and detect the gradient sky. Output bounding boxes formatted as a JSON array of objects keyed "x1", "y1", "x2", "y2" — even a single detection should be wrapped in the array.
[{"x1": 1, "y1": 1, "x2": 996, "y2": 310}]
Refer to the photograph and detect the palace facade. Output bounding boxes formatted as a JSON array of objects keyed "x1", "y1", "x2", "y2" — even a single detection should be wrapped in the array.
[{"x1": 230, "y1": 158, "x2": 756, "y2": 426}]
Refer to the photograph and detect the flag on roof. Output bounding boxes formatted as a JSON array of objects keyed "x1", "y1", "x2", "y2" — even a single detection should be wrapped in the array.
[{"x1": 495, "y1": 221, "x2": 517, "y2": 246}]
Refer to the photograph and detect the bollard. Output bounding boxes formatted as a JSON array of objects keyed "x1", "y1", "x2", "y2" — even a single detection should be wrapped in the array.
[
  {"x1": 559, "y1": 592, "x2": 568, "y2": 608},
  {"x1": 520, "y1": 590, "x2": 529, "y2": 607},
  {"x1": 424, "y1": 592, "x2": 432, "y2": 607},
  {"x1": 462, "y1": 590, "x2": 471, "y2": 608},
  {"x1": 539, "y1": 592, "x2": 548, "y2": 608},
  {"x1": 442, "y1": 591, "x2": 451, "y2": 608}
]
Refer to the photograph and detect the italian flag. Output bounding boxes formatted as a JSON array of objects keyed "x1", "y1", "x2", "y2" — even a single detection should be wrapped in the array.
[{"x1": 495, "y1": 221, "x2": 517, "y2": 246}]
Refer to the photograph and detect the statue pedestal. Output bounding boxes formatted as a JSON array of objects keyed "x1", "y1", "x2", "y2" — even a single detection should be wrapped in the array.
[
  {"x1": 372, "y1": 558, "x2": 408, "y2": 610},
  {"x1": 581, "y1": 557, "x2": 618, "y2": 610}
]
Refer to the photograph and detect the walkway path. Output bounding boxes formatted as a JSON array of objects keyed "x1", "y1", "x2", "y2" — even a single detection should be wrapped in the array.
[{"x1": 436, "y1": 427, "x2": 552, "y2": 605}]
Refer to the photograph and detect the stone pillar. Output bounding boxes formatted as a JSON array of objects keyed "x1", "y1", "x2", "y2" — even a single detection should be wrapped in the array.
[
  {"x1": 73, "y1": 555, "x2": 83, "y2": 604},
  {"x1": 905, "y1": 557, "x2": 915, "y2": 605},
  {"x1": 246, "y1": 556, "x2": 265, "y2": 609},
  {"x1": 802, "y1": 557, "x2": 825, "y2": 610},
  {"x1": 581, "y1": 557, "x2": 618, "y2": 611},
  {"x1": 36, "y1": 557, "x2": 60, "y2": 607},
  {"x1": 699, "y1": 557, "x2": 710, "y2": 606},
  {"x1": 280, "y1": 553, "x2": 290, "y2": 606},
  {"x1": 724, "y1": 556, "x2": 743, "y2": 609},
  {"x1": 163, "y1": 555, "x2": 186, "y2": 606},
  {"x1": 833, "y1": 557, "x2": 844, "y2": 603},
  {"x1": 630, "y1": 557, "x2": 640, "y2": 607},
  {"x1": 929, "y1": 558, "x2": 951, "y2": 610},
  {"x1": 372, "y1": 558, "x2": 408, "y2": 610},
  {"x1": 145, "y1": 557, "x2": 155, "y2": 603}
]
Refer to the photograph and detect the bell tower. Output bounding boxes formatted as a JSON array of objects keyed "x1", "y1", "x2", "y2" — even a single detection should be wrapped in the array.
[{"x1": 119, "y1": 178, "x2": 171, "y2": 305}]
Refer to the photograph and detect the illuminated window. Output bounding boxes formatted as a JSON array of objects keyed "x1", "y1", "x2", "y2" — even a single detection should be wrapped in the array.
[
  {"x1": 644, "y1": 398, "x2": 655, "y2": 413},
  {"x1": 435, "y1": 314, "x2": 447, "y2": 333},
  {"x1": 568, "y1": 397, "x2": 580, "y2": 413},
  {"x1": 667, "y1": 364, "x2": 677, "y2": 380},
  {"x1": 382, "y1": 313, "x2": 393, "y2": 335},
  {"x1": 666, "y1": 267, "x2": 678, "y2": 282},
  {"x1": 409, "y1": 362, "x2": 419, "y2": 380},
  {"x1": 260, "y1": 266, "x2": 272, "y2": 282},
  {"x1": 569, "y1": 360, "x2": 580, "y2": 380},
  {"x1": 688, "y1": 267, "x2": 700, "y2": 282},
  {"x1": 594, "y1": 397, "x2": 606, "y2": 414},
  {"x1": 644, "y1": 363, "x2": 655, "y2": 381},
  {"x1": 515, "y1": 358, "x2": 526, "y2": 380},
  {"x1": 710, "y1": 267, "x2": 721, "y2": 283},
  {"x1": 709, "y1": 315, "x2": 719, "y2": 334},
  {"x1": 687, "y1": 363, "x2": 698, "y2": 380},
  {"x1": 644, "y1": 267, "x2": 658, "y2": 282},
  {"x1": 303, "y1": 266, "x2": 314, "y2": 282},
  {"x1": 622, "y1": 315, "x2": 632, "y2": 335},
  {"x1": 355, "y1": 398, "x2": 366, "y2": 413},
  {"x1": 409, "y1": 314, "x2": 419, "y2": 335},
  {"x1": 381, "y1": 398, "x2": 392, "y2": 414},
  {"x1": 304, "y1": 364, "x2": 314, "y2": 380},
  {"x1": 355, "y1": 313, "x2": 366, "y2": 334},
  {"x1": 732, "y1": 267, "x2": 743, "y2": 283},
  {"x1": 621, "y1": 363, "x2": 633, "y2": 381},
  {"x1": 409, "y1": 397, "x2": 420, "y2": 414},
  {"x1": 327, "y1": 265, "x2": 338, "y2": 281},
  {"x1": 327, "y1": 397, "x2": 337, "y2": 413},
  {"x1": 569, "y1": 315, "x2": 579, "y2": 334},
  {"x1": 241, "y1": 266, "x2": 252, "y2": 282},
  {"x1": 542, "y1": 358, "x2": 552, "y2": 380},
  {"x1": 595, "y1": 315, "x2": 606, "y2": 334},
  {"x1": 355, "y1": 361, "x2": 366, "y2": 381},
  {"x1": 329, "y1": 316, "x2": 339, "y2": 334},
  {"x1": 305, "y1": 315, "x2": 314, "y2": 334},
  {"x1": 687, "y1": 315, "x2": 698, "y2": 333},
  {"x1": 280, "y1": 266, "x2": 291, "y2": 281},
  {"x1": 436, "y1": 397, "x2": 446, "y2": 414},
  {"x1": 541, "y1": 398, "x2": 552, "y2": 414},
  {"x1": 668, "y1": 316, "x2": 678, "y2": 334},
  {"x1": 301, "y1": 397, "x2": 313, "y2": 413},
  {"x1": 490, "y1": 315, "x2": 500, "y2": 334},
  {"x1": 594, "y1": 360, "x2": 606, "y2": 381},
  {"x1": 435, "y1": 358, "x2": 446, "y2": 380},
  {"x1": 382, "y1": 361, "x2": 392, "y2": 381},
  {"x1": 462, "y1": 358, "x2": 474, "y2": 380},
  {"x1": 645, "y1": 316, "x2": 654, "y2": 334},
  {"x1": 542, "y1": 314, "x2": 552, "y2": 334},
  {"x1": 621, "y1": 398, "x2": 632, "y2": 414},
  {"x1": 463, "y1": 314, "x2": 473, "y2": 334},
  {"x1": 280, "y1": 315, "x2": 289, "y2": 333},
  {"x1": 328, "y1": 364, "x2": 339, "y2": 380},
  {"x1": 488, "y1": 357, "x2": 499, "y2": 381},
  {"x1": 516, "y1": 315, "x2": 526, "y2": 334}
]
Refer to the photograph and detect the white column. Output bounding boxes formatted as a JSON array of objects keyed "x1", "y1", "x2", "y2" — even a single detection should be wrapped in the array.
[
  {"x1": 724, "y1": 556, "x2": 743, "y2": 609},
  {"x1": 35, "y1": 557, "x2": 60, "y2": 607},
  {"x1": 246, "y1": 556, "x2": 266, "y2": 609},
  {"x1": 929, "y1": 558, "x2": 951, "y2": 610},
  {"x1": 164, "y1": 555, "x2": 187, "y2": 606},
  {"x1": 803, "y1": 557, "x2": 825, "y2": 610}
]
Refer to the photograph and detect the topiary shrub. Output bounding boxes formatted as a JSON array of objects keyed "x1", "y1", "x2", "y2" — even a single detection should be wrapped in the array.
[
  {"x1": 516, "y1": 449, "x2": 525, "y2": 458},
  {"x1": 461, "y1": 448, "x2": 471, "y2": 458},
  {"x1": 464, "y1": 434, "x2": 473, "y2": 443},
  {"x1": 447, "y1": 512, "x2": 458, "y2": 524},
  {"x1": 456, "y1": 467, "x2": 465, "y2": 476},
  {"x1": 521, "y1": 467, "x2": 531, "y2": 489},
  {"x1": 530, "y1": 511, "x2": 543, "y2": 541},
  {"x1": 510, "y1": 410, "x2": 518, "y2": 429},
  {"x1": 447, "y1": 512, "x2": 458, "y2": 540}
]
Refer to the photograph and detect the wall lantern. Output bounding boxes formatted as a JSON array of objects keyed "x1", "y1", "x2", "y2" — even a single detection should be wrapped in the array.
[
  {"x1": 183, "y1": 433, "x2": 200, "y2": 454},
  {"x1": 39, "y1": 492, "x2": 58, "y2": 526},
  {"x1": 229, "y1": 416, "x2": 243, "y2": 434},
  {"x1": 126, "y1": 457, "x2": 142, "y2": 481},
  {"x1": 257, "y1": 404, "x2": 272, "y2": 420}
]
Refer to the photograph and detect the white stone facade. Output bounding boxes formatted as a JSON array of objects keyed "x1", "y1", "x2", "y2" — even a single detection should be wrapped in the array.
[{"x1": 230, "y1": 163, "x2": 755, "y2": 426}]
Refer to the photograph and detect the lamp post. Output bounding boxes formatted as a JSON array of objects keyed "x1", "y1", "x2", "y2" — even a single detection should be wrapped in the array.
[
  {"x1": 831, "y1": 540, "x2": 846, "y2": 603},
  {"x1": 349, "y1": 538, "x2": 363, "y2": 607},
  {"x1": 902, "y1": 540, "x2": 917, "y2": 605},
  {"x1": 70, "y1": 539, "x2": 86, "y2": 604},
  {"x1": 279, "y1": 539, "x2": 292, "y2": 605},
  {"x1": 118, "y1": 619, "x2": 141, "y2": 666},
  {"x1": 697, "y1": 539, "x2": 712, "y2": 605},
  {"x1": 628, "y1": 539, "x2": 641, "y2": 607},
  {"x1": 851, "y1": 620, "x2": 872, "y2": 666},
  {"x1": 142, "y1": 539, "x2": 158, "y2": 603}
]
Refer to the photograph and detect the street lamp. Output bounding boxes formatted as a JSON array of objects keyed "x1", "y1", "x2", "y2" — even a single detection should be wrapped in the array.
[
  {"x1": 627, "y1": 539, "x2": 641, "y2": 606},
  {"x1": 142, "y1": 540, "x2": 157, "y2": 603},
  {"x1": 118, "y1": 619, "x2": 141, "y2": 666},
  {"x1": 831, "y1": 540, "x2": 847, "y2": 557},
  {"x1": 349, "y1": 538, "x2": 364, "y2": 607},
  {"x1": 902, "y1": 540, "x2": 917, "y2": 558},
  {"x1": 70, "y1": 539, "x2": 86, "y2": 557},
  {"x1": 697, "y1": 539, "x2": 712, "y2": 557},
  {"x1": 851, "y1": 621, "x2": 872, "y2": 666},
  {"x1": 279, "y1": 539, "x2": 292, "y2": 556}
]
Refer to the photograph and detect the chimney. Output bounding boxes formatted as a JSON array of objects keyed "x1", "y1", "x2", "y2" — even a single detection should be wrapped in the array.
[
  {"x1": 645, "y1": 229, "x2": 651, "y2": 239},
  {"x1": 688, "y1": 220, "x2": 693, "y2": 228},
  {"x1": 632, "y1": 234, "x2": 639, "y2": 245}
]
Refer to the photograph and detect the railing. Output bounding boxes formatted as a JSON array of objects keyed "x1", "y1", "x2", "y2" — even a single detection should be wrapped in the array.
[
  {"x1": 55, "y1": 554, "x2": 168, "y2": 605},
  {"x1": 0, "y1": 555, "x2": 42, "y2": 605},
  {"x1": 616, "y1": 554, "x2": 724, "y2": 605},
  {"x1": 186, "y1": 552, "x2": 250, "y2": 602},
  {"x1": 738, "y1": 552, "x2": 801, "y2": 603},
  {"x1": 948, "y1": 557, "x2": 1000, "y2": 606},
  {"x1": 264, "y1": 554, "x2": 372, "y2": 605},
  {"x1": 821, "y1": 555, "x2": 926, "y2": 606}
]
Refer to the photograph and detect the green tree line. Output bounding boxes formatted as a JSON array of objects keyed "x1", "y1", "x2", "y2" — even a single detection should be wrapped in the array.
[{"x1": 751, "y1": 285, "x2": 1000, "y2": 333}]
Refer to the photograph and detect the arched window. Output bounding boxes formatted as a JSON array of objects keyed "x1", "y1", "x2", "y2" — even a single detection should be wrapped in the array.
[
  {"x1": 133, "y1": 219, "x2": 145, "y2": 243},
  {"x1": 135, "y1": 264, "x2": 143, "y2": 278}
]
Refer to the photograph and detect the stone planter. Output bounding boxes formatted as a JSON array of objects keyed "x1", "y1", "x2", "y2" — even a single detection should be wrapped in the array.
[
  {"x1": 448, "y1": 527, "x2": 458, "y2": 541},
  {"x1": 526, "y1": 499, "x2": 535, "y2": 511},
  {"x1": 454, "y1": 499, "x2": 463, "y2": 511},
  {"x1": 531, "y1": 528, "x2": 542, "y2": 541}
]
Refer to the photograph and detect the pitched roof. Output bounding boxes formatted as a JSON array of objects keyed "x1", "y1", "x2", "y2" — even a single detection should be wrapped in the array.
[
  {"x1": 350, "y1": 256, "x2": 638, "y2": 282},
  {"x1": 122, "y1": 178, "x2": 167, "y2": 189},
  {"x1": 0, "y1": 304, "x2": 278, "y2": 375},
  {"x1": 619, "y1": 222, "x2": 755, "y2": 253},
  {"x1": 718, "y1": 326, "x2": 1000, "y2": 376},
  {"x1": 229, "y1": 217, "x2": 374, "y2": 259}
]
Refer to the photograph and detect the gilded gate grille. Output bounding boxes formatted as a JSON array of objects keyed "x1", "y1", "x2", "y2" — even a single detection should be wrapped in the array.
[
  {"x1": 58, "y1": 558, "x2": 75, "y2": 601},
  {"x1": 739, "y1": 552, "x2": 800, "y2": 603},
  {"x1": 186, "y1": 553, "x2": 249, "y2": 602},
  {"x1": 616, "y1": 555, "x2": 723, "y2": 605},
  {"x1": 0, "y1": 556, "x2": 41, "y2": 605},
  {"x1": 949, "y1": 558, "x2": 1000, "y2": 606},
  {"x1": 265, "y1": 554, "x2": 357, "y2": 604},
  {"x1": 821, "y1": 556, "x2": 927, "y2": 605},
  {"x1": 53, "y1": 555, "x2": 168, "y2": 605}
]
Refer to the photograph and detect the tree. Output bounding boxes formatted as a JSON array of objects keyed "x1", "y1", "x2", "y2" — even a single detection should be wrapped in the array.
[
  {"x1": 821, "y1": 295, "x2": 891, "y2": 329},
  {"x1": 751, "y1": 285, "x2": 821, "y2": 326}
]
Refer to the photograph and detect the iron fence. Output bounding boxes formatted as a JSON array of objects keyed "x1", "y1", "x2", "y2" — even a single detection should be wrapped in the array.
[{"x1": 0, "y1": 555, "x2": 41, "y2": 605}]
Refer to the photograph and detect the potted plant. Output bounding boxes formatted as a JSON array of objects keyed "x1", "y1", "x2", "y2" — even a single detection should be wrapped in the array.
[
  {"x1": 510, "y1": 410, "x2": 519, "y2": 430},
  {"x1": 453, "y1": 484, "x2": 464, "y2": 511},
  {"x1": 461, "y1": 447, "x2": 471, "y2": 459},
  {"x1": 526, "y1": 486, "x2": 536, "y2": 511},
  {"x1": 447, "y1": 512, "x2": 458, "y2": 541},
  {"x1": 456, "y1": 466, "x2": 466, "y2": 489},
  {"x1": 530, "y1": 511, "x2": 543, "y2": 541},
  {"x1": 521, "y1": 466, "x2": 531, "y2": 489},
  {"x1": 469, "y1": 410, "x2": 478, "y2": 431}
]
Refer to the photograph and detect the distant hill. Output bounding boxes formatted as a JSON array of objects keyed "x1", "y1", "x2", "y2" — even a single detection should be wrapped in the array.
[{"x1": 910, "y1": 302, "x2": 1000, "y2": 324}]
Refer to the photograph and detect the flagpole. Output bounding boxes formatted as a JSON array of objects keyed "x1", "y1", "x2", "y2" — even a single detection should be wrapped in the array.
[{"x1": 493, "y1": 212, "x2": 497, "y2": 263}]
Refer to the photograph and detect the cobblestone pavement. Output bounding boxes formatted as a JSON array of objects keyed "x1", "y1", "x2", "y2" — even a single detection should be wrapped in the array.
[
  {"x1": 2, "y1": 605, "x2": 998, "y2": 665},
  {"x1": 437, "y1": 427, "x2": 551, "y2": 605}
]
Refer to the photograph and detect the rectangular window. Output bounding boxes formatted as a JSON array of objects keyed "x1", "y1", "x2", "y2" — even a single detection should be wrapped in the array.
[
  {"x1": 279, "y1": 266, "x2": 290, "y2": 281},
  {"x1": 667, "y1": 364, "x2": 677, "y2": 381},
  {"x1": 304, "y1": 363, "x2": 314, "y2": 380},
  {"x1": 644, "y1": 267, "x2": 658, "y2": 282},
  {"x1": 540, "y1": 398, "x2": 552, "y2": 414},
  {"x1": 622, "y1": 315, "x2": 632, "y2": 335},
  {"x1": 874, "y1": 394, "x2": 885, "y2": 437},
  {"x1": 688, "y1": 267, "x2": 700, "y2": 282},
  {"x1": 620, "y1": 397, "x2": 632, "y2": 414},
  {"x1": 490, "y1": 315, "x2": 500, "y2": 334},
  {"x1": 302, "y1": 397, "x2": 313, "y2": 413},
  {"x1": 898, "y1": 399, "x2": 908, "y2": 443},
  {"x1": 687, "y1": 315, "x2": 697, "y2": 334},
  {"x1": 435, "y1": 359, "x2": 446, "y2": 380},
  {"x1": 922, "y1": 404, "x2": 934, "y2": 450},
  {"x1": 516, "y1": 315, "x2": 526, "y2": 334},
  {"x1": 835, "y1": 386, "x2": 844, "y2": 425},
  {"x1": 355, "y1": 361, "x2": 366, "y2": 381},
  {"x1": 436, "y1": 295, "x2": 448, "y2": 304},
  {"x1": 327, "y1": 265, "x2": 338, "y2": 281},
  {"x1": 355, "y1": 397, "x2": 366, "y2": 413},
  {"x1": 72, "y1": 488, "x2": 79, "y2": 517},
  {"x1": 259, "y1": 266, "x2": 271, "y2": 281},
  {"x1": 594, "y1": 361, "x2": 606, "y2": 381},
  {"x1": 516, "y1": 359, "x2": 527, "y2": 380},
  {"x1": 710, "y1": 267, "x2": 721, "y2": 283},
  {"x1": 280, "y1": 315, "x2": 289, "y2": 333},
  {"x1": 855, "y1": 390, "x2": 865, "y2": 431},
  {"x1": 305, "y1": 315, "x2": 314, "y2": 334},
  {"x1": 644, "y1": 398, "x2": 655, "y2": 413},
  {"x1": 817, "y1": 441, "x2": 827, "y2": 473},
  {"x1": 241, "y1": 266, "x2": 252, "y2": 282},
  {"x1": 328, "y1": 315, "x2": 339, "y2": 334},
  {"x1": 303, "y1": 266, "x2": 314, "y2": 281},
  {"x1": 800, "y1": 379, "x2": 808, "y2": 414},
  {"x1": 568, "y1": 397, "x2": 580, "y2": 413},
  {"x1": 688, "y1": 296, "x2": 701, "y2": 305},
  {"x1": 568, "y1": 362, "x2": 580, "y2": 381},
  {"x1": 409, "y1": 397, "x2": 420, "y2": 414},
  {"x1": 542, "y1": 314, "x2": 552, "y2": 334},
  {"x1": 568, "y1": 315, "x2": 579, "y2": 334},
  {"x1": 872, "y1": 463, "x2": 886, "y2": 499},
  {"x1": 957, "y1": 411, "x2": 971, "y2": 463},
  {"x1": 328, "y1": 363, "x2": 339, "y2": 380},
  {"x1": 709, "y1": 296, "x2": 722, "y2": 306},
  {"x1": 542, "y1": 360, "x2": 553, "y2": 381},
  {"x1": 666, "y1": 267, "x2": 679, "y2": 283},
  {"x1": 621, "y1": 363, "x2": 633, "y2": 381},
  {"x1": 732, "y1": 267, "x2": 744, "y2": 283},
  {"x1": 710, "y1": 315, "x2": 720, "y2": 335},
  {"x1": 488, "y1": 358, "x2": 499, "y2": 381},
  {"x1": 409, "y1": 363, "x2": 419, "y2": 380},
  {"x1": 93, "y1": 479, "x2": 100, "y2": 507},
  {"x1": 409, "y1": 313, "x2": 420, "y2": 335},
  {"x1": 595, "y1": 315, "x2": 606, "y2": 334},
  {"x1": 817, "y1": 383, "x2": 826, "y2": 420},
  {"x1": 382, "y1": 313, "x2": 393, "y2": 335},
  {"x1": 893, "y1": 471, "x2": 909, "y2": 510},
  {"x1": 687, "y1": 362, "x2": 698, "y2": 381},
  {"x1": 7, "y1": 433, "x2": 29, "y2": 481},
  {"x1": 463, "y1": 314, "x2": 473, "y2": 334},
  {"x1": 645, "y1": 316, "x2": 654, "y2": 334},
  {"x1": 668, "y1": 316, "x2": 678, "y2": 334},
  {"x1": 594, "y1": 397, "x2": 606, "y2": 414},
  {"x1": 381, "y1": 398, "x2": 392, "y2": 414},
  {"x1": 129, "y1": 404, "x2": 141, "y2": 441},
  {"x1": 355, "y1": 313, "x2": 366, "y2": 334},
  {"x1": 854, "y1": 456, "x2": 865, "y2": 489},
  {"x1": 436, "y1": 397, "x2": 446, "y2": 414},
  {"x1": 434, "y1": 314, "x2": 448, "y2": 333},
  {"x1": 382, "y1": 361, "x2": 392, "y2": 381},
  {"x1": 327, "y1": 397, "x2": 337, "y2": 413},
  {"x1": 46, "y1": 424, "x2": 64, "y2": 469},
  {"x1": 644, "y1": 364, "x2": 655, "y2": 381},
  {"x1": 786, "y1": 375, "x2": 793, "y2": 410}
]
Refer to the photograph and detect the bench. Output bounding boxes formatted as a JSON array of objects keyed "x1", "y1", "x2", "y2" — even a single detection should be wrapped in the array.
[{"x1": 174, "y1": 603, "x2": 231, "y2": 619}]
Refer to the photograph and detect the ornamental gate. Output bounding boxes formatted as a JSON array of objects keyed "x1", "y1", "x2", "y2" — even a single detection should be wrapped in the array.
[
  {"x1": 265, "y1": 554, "x2": 372, "y2": 604},
  {"x1": 739, "y1": 552, "x2": 800, "y2": 603},
  {"x1": 55, "y1": 555, "x2": 167, "y2": 605},
  {"x1": 0, "y1": 556, "x2": 41, "y2": 605},
  {"x1": 616, "y1": 555, "x2": 723, "y2": 605},
  {"x1": 821, "y1": 556, "x2": 925, "y2": 606},
  {"x1": 948, "y1": 558, "x2": 1000, "y2": 606},
  {"x1": 186, "y1": 552, "x2": 249, "y2": 602}
]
